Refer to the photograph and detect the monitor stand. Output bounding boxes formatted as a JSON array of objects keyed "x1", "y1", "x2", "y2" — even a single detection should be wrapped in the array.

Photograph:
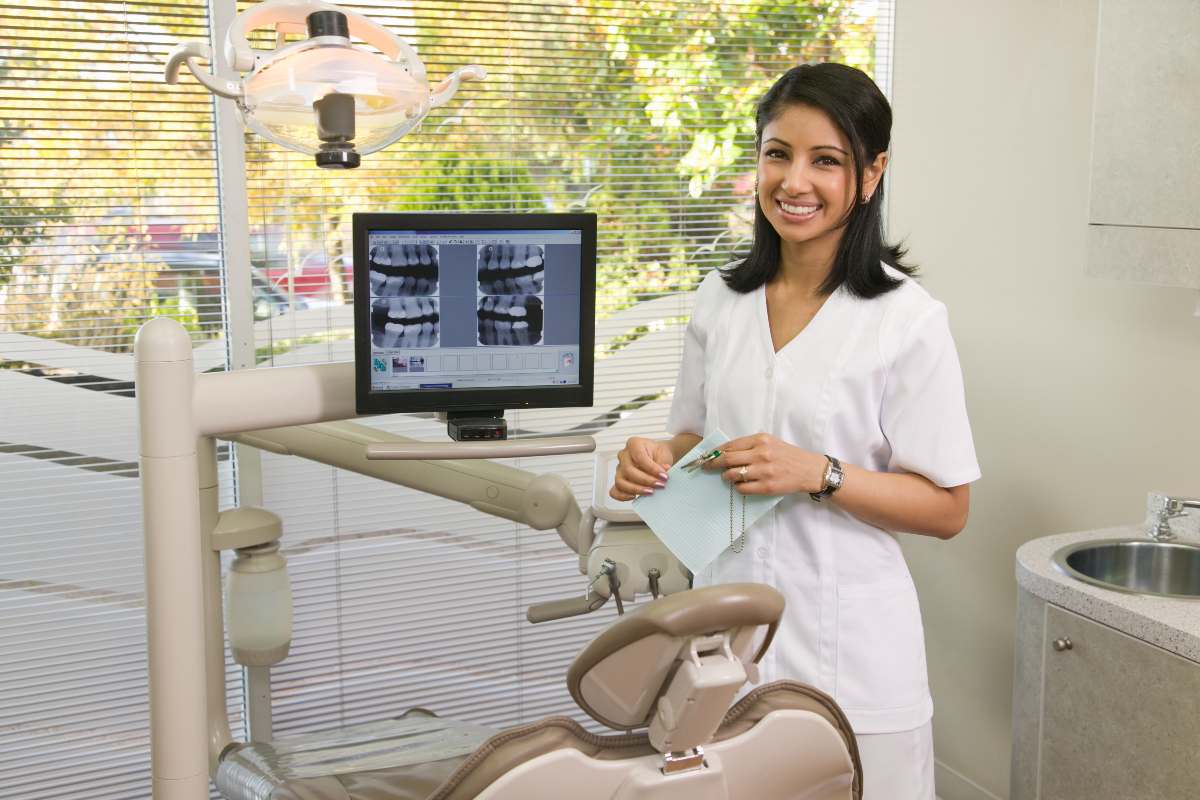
[{"x1": 446, "y1": 409, "x2": 507, "y2": 441}]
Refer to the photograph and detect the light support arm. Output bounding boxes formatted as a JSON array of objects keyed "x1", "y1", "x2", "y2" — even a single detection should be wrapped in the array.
[
  {"x1": 198, "y1": 438, "x2": 235, "y2": 772},
  {"x1": 135, "y1": 320, "x2": 211, "y2": 800}
]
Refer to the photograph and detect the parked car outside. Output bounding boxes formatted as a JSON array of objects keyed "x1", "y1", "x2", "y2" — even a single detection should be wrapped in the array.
[
  {"x1": 145, "y1": 247, "x2": 307, "y2": 325},
  {"x1": 261, "y1": 251, "x2": 354, "y2": 308}
]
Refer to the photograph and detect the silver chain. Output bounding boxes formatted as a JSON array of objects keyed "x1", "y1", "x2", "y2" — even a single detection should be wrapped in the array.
[{"x1": 729, "y1": 481, "x2": 746, "y2": 553}]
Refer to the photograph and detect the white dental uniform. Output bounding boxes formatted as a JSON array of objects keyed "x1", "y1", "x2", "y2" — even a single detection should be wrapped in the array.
[{"x1": 666, "y1": 265, "x2": 980, "y2": 736}]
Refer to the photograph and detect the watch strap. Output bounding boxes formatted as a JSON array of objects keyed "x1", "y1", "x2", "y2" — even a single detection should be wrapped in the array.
[{"x1": 809, "y1": 455, "x2": 843, "y2": 502}]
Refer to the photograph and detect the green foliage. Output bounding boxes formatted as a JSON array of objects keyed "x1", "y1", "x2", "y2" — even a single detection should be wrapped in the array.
[
  {"x1": 147, "y1": 295, "x2": 201, "y2": 336},
  {"x1": 0, "y1": 237, "x2": 164, "y2": 352},
  {"x1": 0, "y1": 61, "x2": 70, "y2": 286},
  {"x1": 492, "y1": 0, "x2": 880, "y2": 311},
  {"x1": 410, "y1": 153, "x2": 545, "y2": 213},
  {"x1": 253, "y1": 329, "x2": 353, "y2": 364}
]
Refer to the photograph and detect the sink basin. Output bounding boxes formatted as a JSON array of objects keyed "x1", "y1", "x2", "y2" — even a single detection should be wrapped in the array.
[{"x1": 1052, "y1": 539, "x2": 1200, "y2": 599}]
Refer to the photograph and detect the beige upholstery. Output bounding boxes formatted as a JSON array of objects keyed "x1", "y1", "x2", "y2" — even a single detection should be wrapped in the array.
[
  {"x1": 432, "y1": 679, "x2": 861, "y2": 800},
  {"x1": 215, "y1": 711, "x2": 495, "y2": 800},
  {"x1": 567, "y1": 582, "x2": 784, "y2": 729},
  {"x1": 273, "y1": 758, "x2": 464, "y2": 800},
  {"x1": 223, "y1": 681, "x2": 860, "y2": 800},
  {"x1": 716, "y1": 681, "x2": 863, "y2": 800}
]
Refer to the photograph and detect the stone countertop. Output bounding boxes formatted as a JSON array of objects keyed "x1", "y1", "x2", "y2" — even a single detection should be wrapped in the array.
[{"x1": 1016, "y1": 525, "x2": 1200, "y2": 663}]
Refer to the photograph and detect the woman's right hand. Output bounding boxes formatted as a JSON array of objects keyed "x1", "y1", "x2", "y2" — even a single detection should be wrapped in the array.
[{"x1": 610, "y1": 436, "x2": 674, "y2": 501}]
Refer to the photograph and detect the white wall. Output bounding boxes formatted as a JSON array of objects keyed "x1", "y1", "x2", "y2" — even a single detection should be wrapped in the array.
[{"x1": 889, "y1": 2, "x2": 1200, "y2": 797}]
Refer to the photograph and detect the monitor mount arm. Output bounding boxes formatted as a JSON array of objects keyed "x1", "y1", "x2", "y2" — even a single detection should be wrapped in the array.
[
  {"x1": 229, "y1": 422, "x2": 678, "y2": 624},
  {"x1": 229, "y1": 420, "x2": 591, "y2": 555}
]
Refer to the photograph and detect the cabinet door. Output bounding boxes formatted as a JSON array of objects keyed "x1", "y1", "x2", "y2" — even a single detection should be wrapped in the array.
[
  {"x1": 1090, "y1": 0, "x2": 1200, "y2": 230},
  {"x1": 1040, "y1": 605, "x2": 1200, "y2": 800},
  {"x1": 1086, "y1": 0, "x2": 1200, "y2": 286}
]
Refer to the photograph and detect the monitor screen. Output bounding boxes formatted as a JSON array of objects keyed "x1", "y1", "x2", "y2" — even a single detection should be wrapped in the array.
[{"x1": 353, "y1": 212, "x2": 596, "y2": 415}]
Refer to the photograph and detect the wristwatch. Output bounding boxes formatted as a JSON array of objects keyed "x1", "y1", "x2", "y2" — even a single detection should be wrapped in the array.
[{"x1": 809, "y1": 455, "x2": 844, "y2": 502}]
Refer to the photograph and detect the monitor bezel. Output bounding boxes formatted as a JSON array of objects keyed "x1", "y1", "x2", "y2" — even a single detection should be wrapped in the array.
[{"x1": 353, "y1": 212, "x2": 596, "y2": 415}]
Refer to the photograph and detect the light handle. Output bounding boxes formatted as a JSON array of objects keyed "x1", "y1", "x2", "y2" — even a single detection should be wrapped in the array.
[
  {"x1": 164, "y1": 41, "x2": 243, "y2": 99},
  {"x1": 430, "y1": 65, "x2": 488, "y2": 108}
]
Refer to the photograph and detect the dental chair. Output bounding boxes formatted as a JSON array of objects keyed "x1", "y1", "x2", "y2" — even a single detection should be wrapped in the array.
[
  {"x1": 134, "y1": 317, "x2": 860, "y2": 799},
  {"x1": 214, "y1": 582, "x2": 861, "y2": 800}
]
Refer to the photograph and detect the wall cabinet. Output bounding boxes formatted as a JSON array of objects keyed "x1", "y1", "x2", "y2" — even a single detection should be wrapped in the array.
[
  {"x1": 1011, "y1": 590, "x2": 1200, "y2": 799},
  {"x1": 1087, "y1": 0, "x2": 1200, "y2": 286}
]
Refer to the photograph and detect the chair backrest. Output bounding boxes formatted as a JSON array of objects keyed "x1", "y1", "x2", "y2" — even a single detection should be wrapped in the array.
[{"x1": 565, "y1": 582, "x2": 783, "y2": 730}]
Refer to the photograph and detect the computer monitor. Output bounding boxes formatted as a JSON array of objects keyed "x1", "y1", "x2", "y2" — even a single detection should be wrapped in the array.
[{"x1": 353, "y1": 212, "x2": 596, "y2": 416}]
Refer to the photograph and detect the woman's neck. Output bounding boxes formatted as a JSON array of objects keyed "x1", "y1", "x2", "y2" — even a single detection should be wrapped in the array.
[{"x1": 774, "y1": 236, "x2": 838, "y2": 297}]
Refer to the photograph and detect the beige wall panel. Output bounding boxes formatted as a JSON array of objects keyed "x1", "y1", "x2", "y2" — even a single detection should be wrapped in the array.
[
  {"x1": 1086, "y1": 224, "x2": 1200, "y2": 288},
  {"x1": 1088, "y1": 0, "x2": 1200, "y2": 229},
  {"x1": 891, "y1": 1, "x2": 1200, "y2": 797}
]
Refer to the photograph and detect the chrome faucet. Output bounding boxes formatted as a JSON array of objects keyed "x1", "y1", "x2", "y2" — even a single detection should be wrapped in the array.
[{"x1": 1146, "y1": 493, "x2": 1200, "y2": 541}]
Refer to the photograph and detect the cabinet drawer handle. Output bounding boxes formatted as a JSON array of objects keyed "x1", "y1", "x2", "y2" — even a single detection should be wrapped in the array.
[{"x1": 1053, "y1": 637, "x2": 1073, "y2": 652}]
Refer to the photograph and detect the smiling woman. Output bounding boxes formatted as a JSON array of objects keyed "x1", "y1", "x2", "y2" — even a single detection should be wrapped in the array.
[{"x1": 612, "y1": 63, "x2": 979, "y2": 800}]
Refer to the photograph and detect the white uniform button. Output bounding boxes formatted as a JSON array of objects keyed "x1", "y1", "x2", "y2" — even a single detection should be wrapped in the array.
[
  {"x1": 756, "y1": 546, "x2": 769, "y2": 559},
  {"x1": 765, "y1": 366, "x2": 774, "y2": 379}
]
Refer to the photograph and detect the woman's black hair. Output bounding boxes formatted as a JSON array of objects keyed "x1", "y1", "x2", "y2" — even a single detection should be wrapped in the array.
[{"x1": 721, "y1": 62, "x2": 915, "y2": 297}]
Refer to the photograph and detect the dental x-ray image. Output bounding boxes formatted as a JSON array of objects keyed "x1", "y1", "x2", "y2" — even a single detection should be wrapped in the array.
[
  {"x1": 477, "y1": 295, "x2": 543, "y2": 346},
  {"x1": 371, "y1": 296, "x2": 440, "y2": 348},
  {"x1": 477, "y1": 243, "x2": 544, "y2": 295},
  {"x1": 369, "y1": 243, "x2": 440, "y2": 296}
]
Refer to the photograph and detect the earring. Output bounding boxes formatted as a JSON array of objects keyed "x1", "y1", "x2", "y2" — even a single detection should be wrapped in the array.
[{"x1": 861, "y1": 194, "x2": 872, "y2": 205}]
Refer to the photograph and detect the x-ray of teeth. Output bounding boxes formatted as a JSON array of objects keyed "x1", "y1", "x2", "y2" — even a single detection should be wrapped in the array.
[
  {"x1": 478, "y1": 294, "x2": 543, "y2": 345},
  {"x1": 477, "y1": 243, "x2": 545, "y2": 296},
  {"x1": 369, "y1": 243, "x2": 440, "y2": 296},
  {"x1": 371, "y1": 296, "x2": 440, "y2": 348}
]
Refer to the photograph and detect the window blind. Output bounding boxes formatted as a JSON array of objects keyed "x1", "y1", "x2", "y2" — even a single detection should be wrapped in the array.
[
  {"x1": 0, "y1": 2, "x2": 243, "y2": 798},
  {"x1": 0, "y1": 0, "x2": 893, "y2": 795}
]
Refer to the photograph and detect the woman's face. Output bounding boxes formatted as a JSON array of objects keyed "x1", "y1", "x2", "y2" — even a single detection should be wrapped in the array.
[{"x1": 756, "y1": 103, "x2": 884, "y2": 253}]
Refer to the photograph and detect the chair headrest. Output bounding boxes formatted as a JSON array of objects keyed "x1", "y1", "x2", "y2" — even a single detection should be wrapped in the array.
[{"x1": 565, "y1": 583, "x2": 784, "y2": 730}]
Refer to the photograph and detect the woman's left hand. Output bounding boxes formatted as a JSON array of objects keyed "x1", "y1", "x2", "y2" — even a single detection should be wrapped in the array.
[{"x1": 708, "y1": 433, "x2": 828, "y2": 496}]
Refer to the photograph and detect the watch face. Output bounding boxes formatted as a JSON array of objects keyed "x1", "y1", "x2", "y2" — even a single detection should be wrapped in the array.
[
  {"x1": 811, "y1": 456, "x2": 843, "y2": 501},
  {"x1": 825, "y1": 457, "x2": 844, "y2": 491}
]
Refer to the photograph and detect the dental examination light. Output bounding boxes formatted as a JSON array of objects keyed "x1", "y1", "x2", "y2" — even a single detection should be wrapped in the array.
[{"x1": 165, "y1": 0, "x2": 486, "y2": 168}]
